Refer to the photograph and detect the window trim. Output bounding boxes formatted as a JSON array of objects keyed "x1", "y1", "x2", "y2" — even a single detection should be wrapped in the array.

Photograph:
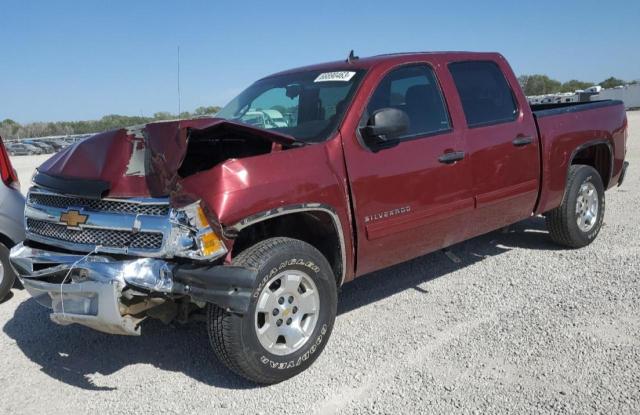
[
  {"x1": 447, "y1": 60, "x2": 520, "y2": 129},
  {"x1": 358, "y1": 62, "x2": 454, "y2": 143}
]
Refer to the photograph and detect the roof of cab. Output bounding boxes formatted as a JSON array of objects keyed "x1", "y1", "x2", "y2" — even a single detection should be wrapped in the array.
[{"x1": 264, "y1": 51, "x2": 504, "y2": 79}]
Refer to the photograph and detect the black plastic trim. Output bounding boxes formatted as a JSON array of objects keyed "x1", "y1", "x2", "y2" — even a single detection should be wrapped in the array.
[
  {"x1": 466, "y1": 116, "x2": 519, "y2": 129},
  {"x1": 568, "y1": 139, "x2": 614, "y2": 188},
  {"x1": 532, "y1": 100, "x2": 623, "y2": 118},
  {"x1": 618, "y1": 161, "x2": 629, "y2": 187},
  {"x1": 172, "y1": 264, "x2": 258, "y2": 314},
  {"x1": 32, "y1": 171, "x2": 110, "y2": 199}
]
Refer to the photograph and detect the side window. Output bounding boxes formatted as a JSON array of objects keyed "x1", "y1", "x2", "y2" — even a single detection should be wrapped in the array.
[
  {"x1": 365, "y1": 65, "x2": 451, "y2": 139},
  {"x1": 448, "y1": 61, "x2": 518, "y2": 128}
]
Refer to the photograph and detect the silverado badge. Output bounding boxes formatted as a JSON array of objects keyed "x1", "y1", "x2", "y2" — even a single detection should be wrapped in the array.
[{"x1": 60, "y1": 210, "x2": 88, "y2": 228}]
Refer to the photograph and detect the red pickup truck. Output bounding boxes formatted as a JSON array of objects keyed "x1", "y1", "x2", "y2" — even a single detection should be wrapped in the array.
[{"x1": 10, "y1": 52, "x2": 629, "y2": 384}]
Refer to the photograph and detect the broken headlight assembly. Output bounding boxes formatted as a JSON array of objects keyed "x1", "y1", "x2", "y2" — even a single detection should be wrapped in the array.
[{"x1": 168, "y1": 202, "x2": 227, "y2": 261}]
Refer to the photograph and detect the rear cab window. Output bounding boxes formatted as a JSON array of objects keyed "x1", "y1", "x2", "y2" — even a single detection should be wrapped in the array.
[{"x1": 448, "y1": 61, "x2": 518, "y2": 128}]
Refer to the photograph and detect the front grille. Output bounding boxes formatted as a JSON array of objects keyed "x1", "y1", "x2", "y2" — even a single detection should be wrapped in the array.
[
  {"x1": 27, "y1": 218, "x2": 164, "y2": 250},
  {"x1": 28, "y1": 193, "x2": 169, "y2": 216}
]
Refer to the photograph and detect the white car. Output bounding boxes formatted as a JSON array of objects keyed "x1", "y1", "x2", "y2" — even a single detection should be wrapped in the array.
[
  {"x1": 240, "y1": 109, "x2": 289, "y2": 129},
  {"x1": 262, "y1": 109, "x2": 289, "y2": 127}
]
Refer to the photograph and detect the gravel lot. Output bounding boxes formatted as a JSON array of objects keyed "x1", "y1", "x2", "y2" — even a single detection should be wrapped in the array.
[{"x1": 1, "y1": 112, "x2": 638, "y2": 414}]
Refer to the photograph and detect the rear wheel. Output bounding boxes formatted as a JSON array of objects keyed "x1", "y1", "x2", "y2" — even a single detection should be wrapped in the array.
[
  {"x1": 546, "y1": 165, "x2": 605, "y2": 248},
  {"x1": 207, "y1": 237, "x2": 337, "y2": 384},
  {"x1": 0, "y1": 243, "x2": 16, "y2": 302}
]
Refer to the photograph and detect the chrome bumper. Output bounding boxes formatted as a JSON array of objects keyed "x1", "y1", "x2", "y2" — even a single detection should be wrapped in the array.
[
  {"x1": 9, "y1": 243, "x2": 174, "y2": 336},
  {"x1": 9, "y1": 243, "x2": 258, "y2": 336}
]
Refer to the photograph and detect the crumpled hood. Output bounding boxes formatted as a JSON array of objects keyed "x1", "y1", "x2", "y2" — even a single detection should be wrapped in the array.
[{"x1": 35, "y1": 118, "x2": 297, "y2": 199}]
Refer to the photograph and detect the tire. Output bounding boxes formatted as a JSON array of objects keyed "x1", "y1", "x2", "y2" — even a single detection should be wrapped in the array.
[
  {"x1": 207, "y1": 237, "x2": 338, "y2": 384},
  {"x1": 546, "y1": 165, "x2": 605, "y2": 248},
  {"x1": 0, "y1": 243, "x2": 16, "y2": 302}
]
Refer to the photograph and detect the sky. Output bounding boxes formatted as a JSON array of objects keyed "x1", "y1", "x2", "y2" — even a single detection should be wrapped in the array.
[{"x1": 0, "y1": 0, "x2": 639, "y2": 123}]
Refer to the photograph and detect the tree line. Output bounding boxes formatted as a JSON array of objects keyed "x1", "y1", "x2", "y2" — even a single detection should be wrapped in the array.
[
  {"x1": 1, "y1": 74, "x2": 638, "y2": 140},
  {"x1": 518, "y1": 75, "x2": 636, "y2": 96},
  {"x1": 0, "y1": 106, "x2": 220, "y2": 140}
]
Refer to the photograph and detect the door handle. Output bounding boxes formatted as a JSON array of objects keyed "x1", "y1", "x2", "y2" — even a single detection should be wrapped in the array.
[
  {"x1": 438, "y1": 151, "x2": 465, "y2": 164},
  {"x1": 512, "y1": 136, "x2": 534, "y2": 147}
]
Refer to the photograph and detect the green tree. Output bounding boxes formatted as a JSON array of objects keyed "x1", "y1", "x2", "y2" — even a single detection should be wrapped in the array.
[
  {"x1": 560, "y1": 80, "x2": 594, "y2": 93},
  {"x1": 153, "y1": 111, "x2": 174, "y2": 120},
  {"x1": 518, "y1": 74, "x2": 562, "y2": 95},
  {"x1": 193, "y1": 106, "x2": 220, "y2": 116},
  {"x1": 0, "y1": 105, "x2": 221, "y2": 139},
  {"x1": 0, "y1": 119, "x2": 20, "y2": 137},
  {"x1": 599, "y1": 77, "x2": 626, "y2": 89},
  {"x1": 1, "y1": 119, "x2": 18, "y2": 127}
]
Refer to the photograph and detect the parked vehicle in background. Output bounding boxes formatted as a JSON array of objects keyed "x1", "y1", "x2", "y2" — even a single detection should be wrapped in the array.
[
  {"x1": 262, "y1": 109, "x2": 289, "y2": 127},
  {"x1": 10, "y1": 52, "x2": 629, "y2": 383},
  {"x1": 66, "y1": 134, "x2": 93, "y2": 144},
  {"x1": 41, "y1": 138, "x2": 67, "y2": 151},
  {"x1": 3, "y1": 135, "x2": 91, "y2": 156},
  {"x1": 7, "y1": 142, "x2": 43, "y2": 156},
  {"x1": 23, "y1": 143, "x2": 44, "y2": 155},
  {"x1": 0, "y1": 136, "x2": 25, "y2": 301},
  {"x1": 23, "y1": 139, "x2": 55, "y2": 154},
  {"x1": 6, "y1": 143, "x2": 30, "y2": 156},
  {"x1": 240, "y1": 109, "x2": 289, "y2": 129}
]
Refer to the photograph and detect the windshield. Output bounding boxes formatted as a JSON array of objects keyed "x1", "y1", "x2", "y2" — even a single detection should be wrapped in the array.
[{"x1": 216, "y1": 69, "x2": 365, "y2": 143}]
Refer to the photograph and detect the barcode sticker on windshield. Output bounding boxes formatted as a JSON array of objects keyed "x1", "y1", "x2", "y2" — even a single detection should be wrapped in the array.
[{"x1": 314, "y1": 71, "x2": 356, "y2": 82}]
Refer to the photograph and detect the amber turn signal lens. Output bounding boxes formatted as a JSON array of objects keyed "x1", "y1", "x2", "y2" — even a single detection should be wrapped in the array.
[
  {"x1": 199, "y1": 231, "x2": 223, "y2": 256},
  {"x1": 196, "y1": 206, "x2": 211, "y2": 229}
]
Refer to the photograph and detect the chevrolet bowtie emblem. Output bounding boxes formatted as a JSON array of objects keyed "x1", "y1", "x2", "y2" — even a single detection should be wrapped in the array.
[{"x1": 60, "y1": 210, "x2": 88, "y2": 228}]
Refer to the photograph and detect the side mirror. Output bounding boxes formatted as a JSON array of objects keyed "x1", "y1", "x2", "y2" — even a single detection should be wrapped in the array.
[{"x1": 360, "y1": 108, "x2": 409, "y2": 152}]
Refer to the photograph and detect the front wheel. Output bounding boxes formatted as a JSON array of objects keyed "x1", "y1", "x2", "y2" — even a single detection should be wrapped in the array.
[
  {"x1": 546, "y1": 165, "x2": 605, "y2": 248},
  {"x1": 207, "y1": 237, "x2": 338, "y2": 384}
]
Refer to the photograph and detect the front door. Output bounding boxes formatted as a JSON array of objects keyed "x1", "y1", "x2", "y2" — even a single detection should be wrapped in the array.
[{"x1": 342, "y1": 63, "x2": 474, "y2": 275}]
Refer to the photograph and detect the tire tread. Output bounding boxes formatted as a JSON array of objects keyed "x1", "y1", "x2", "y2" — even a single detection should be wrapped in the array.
[
  {"x1": 208, "y1": 237, "x2": 324, "y2": 384},
  {"x1": 546, "y1": 165, "x2": 602, "y2": 248}
]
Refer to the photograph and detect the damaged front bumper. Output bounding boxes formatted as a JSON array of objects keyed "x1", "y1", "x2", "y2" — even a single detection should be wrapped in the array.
[{"x1": 9, "y1": 243, "x2": 257, "y2": 336}]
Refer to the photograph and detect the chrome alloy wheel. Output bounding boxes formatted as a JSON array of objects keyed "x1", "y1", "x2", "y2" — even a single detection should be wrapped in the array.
[
  {"x1": 254, "y1": 270, "x2": 320, "y2": 356},
  {"x1": 576, "y1": 182, "x2": 599, "y2": 232}
]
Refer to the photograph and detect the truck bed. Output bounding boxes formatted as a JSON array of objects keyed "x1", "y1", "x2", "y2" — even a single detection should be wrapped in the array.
[
  {"x1": 530, "y1": 99, "x2": 622, "y2": 117},
  {"x1": 531, "y1": 99, "x2": 627, "y2": 215}
]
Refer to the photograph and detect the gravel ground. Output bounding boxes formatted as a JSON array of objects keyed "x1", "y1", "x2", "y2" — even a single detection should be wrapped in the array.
[{"x1": 1, "y1": 112, "x2": 638, "y2": 414}]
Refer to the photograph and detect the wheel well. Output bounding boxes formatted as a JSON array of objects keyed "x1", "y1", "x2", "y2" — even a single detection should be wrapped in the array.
[
  {"x1": 231, "y1": 212, "x2": 343, "y2": 287},
  {"x1": 0, "y1": 233, "x2": 15, "y2": 249},
  {"x1": 572, "y1": 143, "x2": 612, "y2": 187}
]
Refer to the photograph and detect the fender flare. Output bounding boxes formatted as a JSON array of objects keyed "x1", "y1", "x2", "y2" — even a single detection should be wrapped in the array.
[
  {"x1": 225, "y1": 203, "x2": 348, "y2": 286},
  {"x1": 568, "y1": 139, "x2": 614, "y2": 187}
]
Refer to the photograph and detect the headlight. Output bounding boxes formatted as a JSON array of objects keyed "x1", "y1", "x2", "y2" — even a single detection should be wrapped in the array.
[{"x1": 168, "y1": 201, "x2": 227, "y2": 260}]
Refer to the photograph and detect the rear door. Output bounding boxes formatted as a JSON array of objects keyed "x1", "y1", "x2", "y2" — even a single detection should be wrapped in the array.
[
  {"x1": 342, "y1": 63, "x2": 474, "y2": 275},
  {"x1": 448, "y1": 60, "x2": 540, "y2": 236}
]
